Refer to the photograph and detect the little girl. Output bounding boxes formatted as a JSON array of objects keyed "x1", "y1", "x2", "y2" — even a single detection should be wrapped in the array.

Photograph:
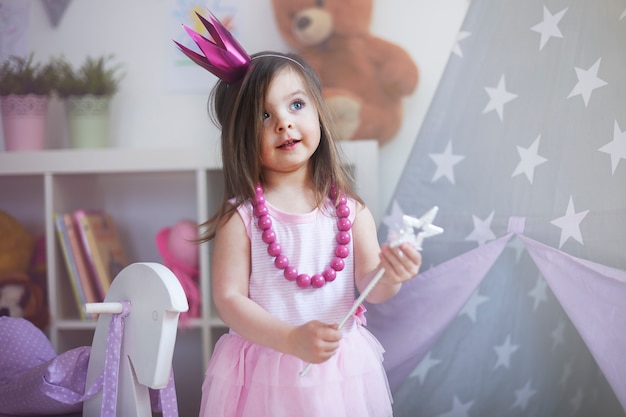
[{"x1": 177, "y1": 12, "x2": 422, "y2": 417}]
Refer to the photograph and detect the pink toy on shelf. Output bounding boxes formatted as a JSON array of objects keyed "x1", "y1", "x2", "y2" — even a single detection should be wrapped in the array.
[{"x1": 156, "y1": 219, "x2": 201, "y2": 323}]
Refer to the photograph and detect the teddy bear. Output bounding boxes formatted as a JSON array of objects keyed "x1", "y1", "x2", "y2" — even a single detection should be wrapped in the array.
[
  {"x1": 0, "y1": 210, "x2": 48, "y2": 329},
  {"x1": 270, "y1": 0, "x2": 419, "y2": 144}
]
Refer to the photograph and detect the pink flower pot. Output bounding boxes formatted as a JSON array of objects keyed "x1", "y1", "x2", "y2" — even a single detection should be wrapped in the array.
[{"x1": 1, "y1": 94, "x2": 48, "y2": 152}]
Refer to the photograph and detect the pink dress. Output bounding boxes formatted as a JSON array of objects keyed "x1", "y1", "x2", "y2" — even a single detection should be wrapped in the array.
[{"x1": 199, "y1": 197, "x2": 392, "y2": 417}]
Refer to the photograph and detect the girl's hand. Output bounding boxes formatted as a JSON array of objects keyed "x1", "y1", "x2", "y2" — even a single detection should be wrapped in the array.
[
  {"x1": 287, "y1": 320, "x2": 342, "y2": 364},
  {"x1": 379, "y1": 242, "x2": 422, "y2": 286}
]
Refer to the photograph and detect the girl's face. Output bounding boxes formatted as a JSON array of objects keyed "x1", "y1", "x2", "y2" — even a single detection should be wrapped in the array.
[{"x1": 260, "y1": 67, "x2": 321, "y2": 178}]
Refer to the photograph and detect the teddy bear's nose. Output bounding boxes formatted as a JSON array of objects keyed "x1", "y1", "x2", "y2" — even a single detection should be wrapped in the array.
[
  {"x1": 292, "y1": 9, "x2": 333, "y2": 46},
  {"x1": 296, "y1": 15, "x2": 312, "y2": 31}
]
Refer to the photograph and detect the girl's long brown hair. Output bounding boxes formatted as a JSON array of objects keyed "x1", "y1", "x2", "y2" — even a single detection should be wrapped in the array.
[{"x1": 199, "y1": 51, "x2": 360, "y2": 242}]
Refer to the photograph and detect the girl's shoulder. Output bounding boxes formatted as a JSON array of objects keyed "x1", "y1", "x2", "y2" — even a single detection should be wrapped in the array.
[
  {"x1": 234, "y1": 197, "x2": 253, "y2": 214},
  {"x1": 351, "y1": 197, "x2": 367, "y2": 215},
  {"x1": 222, "y1": 197, "x2": 252, "y2": 239},
  {"x1": 352, "y1": 198, "x2": 374, "y2": 227}
]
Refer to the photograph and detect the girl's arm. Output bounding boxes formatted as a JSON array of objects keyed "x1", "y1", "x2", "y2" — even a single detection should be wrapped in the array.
[
  {"x1": 351, "y1": 203, "x2": 422, "y2": 304},
  {"x1": 211, "y1": 211, "x2": 342, "y2": 363}
]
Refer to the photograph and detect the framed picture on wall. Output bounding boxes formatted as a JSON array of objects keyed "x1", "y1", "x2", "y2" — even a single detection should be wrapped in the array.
[{"x1": 166, "y1": 0, "x2": 250, "y2": 93}]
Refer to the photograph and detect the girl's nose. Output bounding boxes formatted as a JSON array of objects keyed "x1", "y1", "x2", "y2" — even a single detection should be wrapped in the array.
[{"x1": 276, "y1": 114, "x2": 293, "y2": 132}]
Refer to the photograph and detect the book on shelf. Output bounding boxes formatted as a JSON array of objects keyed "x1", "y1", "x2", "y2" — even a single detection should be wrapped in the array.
[
  {"x1": 73, "y1": 209, "x2": 129, "y2": 301},
  {"x1": 62, "y1": 213, "x2": 100, "y2": 305},
  {"x1": 54, "y1": 213, "x2": 87, "y2": 320}
]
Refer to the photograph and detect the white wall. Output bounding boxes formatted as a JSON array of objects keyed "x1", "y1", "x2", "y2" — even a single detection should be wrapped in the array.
[
  {"x1": 22, "y1": 0, "x2": 468, "y2": 222},
  {"x1": 372, "y1": 1, "x2": 469, "y2": 216}
]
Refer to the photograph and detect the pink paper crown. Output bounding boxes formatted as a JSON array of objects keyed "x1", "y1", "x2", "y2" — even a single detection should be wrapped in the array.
[{"x1": 174, "y1": 11, "x2": 251, "y2": 84}]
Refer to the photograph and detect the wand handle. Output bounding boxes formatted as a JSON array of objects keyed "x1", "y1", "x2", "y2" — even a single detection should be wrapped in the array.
[
  {"x1": 299, "y1": 267, "x2": 386, "y2": 377},
  {"x1": 338, "y1": 267, "x2": 385, "y2": 329},
  {"x1": 298, "y1": 207, "x2": 442, "y2": 378}
]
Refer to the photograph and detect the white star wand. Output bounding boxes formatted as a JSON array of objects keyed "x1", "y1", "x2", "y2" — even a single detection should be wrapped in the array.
[{"x1": 299, "y1": 206, "x2": 443, "y2": 377}]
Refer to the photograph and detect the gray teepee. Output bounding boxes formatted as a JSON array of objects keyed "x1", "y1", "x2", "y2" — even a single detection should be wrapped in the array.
[{"x1": 365, "y1": 0, "x2": 626, "y2": 416}]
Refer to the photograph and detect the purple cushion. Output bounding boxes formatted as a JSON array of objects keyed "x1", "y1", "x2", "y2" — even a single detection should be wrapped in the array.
[
  {"x1": 0, "y1": 317, "x2": 85, "y2": 415},
  {"x1": 0, "y1": 317, "x2": 56, "y2": 385}
]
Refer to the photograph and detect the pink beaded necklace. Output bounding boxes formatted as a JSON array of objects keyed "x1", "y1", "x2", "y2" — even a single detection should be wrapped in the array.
[{"x1": 252, "y1": 183, "x2": 352, "y2": 289}]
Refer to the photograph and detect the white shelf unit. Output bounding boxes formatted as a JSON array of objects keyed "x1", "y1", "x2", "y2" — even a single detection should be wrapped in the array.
[{"x1": 0, "y1": 139, "x2": 378, "y2": 415}]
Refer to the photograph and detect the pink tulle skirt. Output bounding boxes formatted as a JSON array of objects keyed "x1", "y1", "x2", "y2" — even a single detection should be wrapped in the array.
[{"x1": 199, "y1": 326, "x2": 393, "y2": 417}]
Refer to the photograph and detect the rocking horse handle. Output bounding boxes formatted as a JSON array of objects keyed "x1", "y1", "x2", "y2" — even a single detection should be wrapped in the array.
[{"x1": 85, "y1": 302, "x2": 125, "y2": 315}]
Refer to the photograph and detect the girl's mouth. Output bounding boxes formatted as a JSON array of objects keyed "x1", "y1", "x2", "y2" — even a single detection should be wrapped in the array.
[{"x1": 278, "y1": 139, "x2": 300, "y2": 149}]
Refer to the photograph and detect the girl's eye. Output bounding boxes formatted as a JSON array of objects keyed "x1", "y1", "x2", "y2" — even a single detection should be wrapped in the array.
[
  {"x1": 291, "y1": 100, "x2": 304, "y2": 111},
  {"x1": 263, "y1": 112, "x2": 270, "y2": 120}
]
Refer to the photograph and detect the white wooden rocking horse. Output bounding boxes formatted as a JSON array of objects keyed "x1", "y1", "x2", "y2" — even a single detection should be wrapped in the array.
[{"x1": 82, "y1": 262, "x2": 189, "y2": 417}]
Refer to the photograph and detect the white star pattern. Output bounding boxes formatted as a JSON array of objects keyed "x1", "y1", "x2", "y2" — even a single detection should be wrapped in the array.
[
  {"x1": 483, "y1": 75, "x2": 518, "y2": 120},
  {"x1": 567, "y1": 58, "x2": 608, "y2": 107},
  {"x1": 559, "y1": 361, "x2": 573, "y2": 387},
  {"x1": 551, "y1": 320, "x2": 566, "y2": 350},
  {"x1": 458, "y1": 289, "x2": 489, "y2": 322},
  {"x1": 528, "y1": 274, "x2": 548, "y2": 312},
  {"x1": 530, "y1": 6, "x2": 567, "y2": 50},
  {"x1": 452, "y1": 31, "x2": 471, "y2": 57},
  {"x1": 429, "y1": 141, "x2": 465, "y2": 184},
  {"x1": 437, "y1": 396, "x2": 474, "y2": 417},
  {"x1": 465, "y1": 211, "x2": 496, "y2": 246},
  {"x1": 493, "y1": 334, "x2": 519, "y2": 370},
  {"x1": 550, "y1": 196, "x2": 589, "y2": 248},
  {"x1": 409, "y1": 351, "x2": 442, "y2": 384},
  {"x1": 570, "y1": 387, "x2": 584, "y2": 414},
  {"x1": 598, "y1": 121, "x2": 626, "y2": 174},
  {"x1": 511, "y1": 380, "x2": 537, "y2": 410},
  {"x1": 512, "y1": 135, "x2": 548, "y2": 184}
]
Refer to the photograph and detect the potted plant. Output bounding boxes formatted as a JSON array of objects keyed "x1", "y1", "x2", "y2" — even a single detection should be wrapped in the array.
[
  {"x1": 55, "y1": 55, "x2": 124, "y2": 148},
  {"x1": 0, "y1": 54, "x2": 57, "y2": 151}
]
